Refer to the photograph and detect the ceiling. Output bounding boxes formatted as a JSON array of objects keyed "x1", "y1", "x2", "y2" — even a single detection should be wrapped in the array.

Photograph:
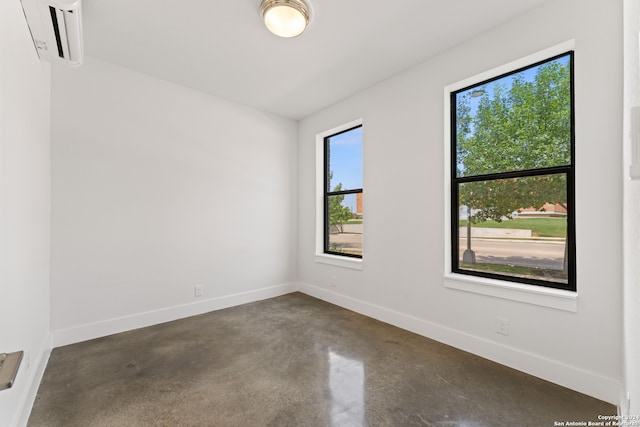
[{"x1": 82, "y1": 0, "x2": 554, "y2": 120}]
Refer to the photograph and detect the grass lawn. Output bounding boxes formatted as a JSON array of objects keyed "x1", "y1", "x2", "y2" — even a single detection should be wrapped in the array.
[
  {"x1": 459, "y1": 217, "x2": 566, "y2": 238},
  {"x1": 461, "y1": 262, "x2": 535, "y2": 276}
]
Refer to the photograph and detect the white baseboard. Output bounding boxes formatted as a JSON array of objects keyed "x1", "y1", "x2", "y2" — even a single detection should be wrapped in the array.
[
  {"x1": 298, "y1": 281, "x2": 621, "y2": 406},
  {"x1": 52, "y1": 283, "x2": 297, "y2": 348},
  {"x1": 13, "y1": 334, "x2": 52, "y2": 427},
  {"x1": 41, "y1": 281, "x2": 623, "y2": 408}
]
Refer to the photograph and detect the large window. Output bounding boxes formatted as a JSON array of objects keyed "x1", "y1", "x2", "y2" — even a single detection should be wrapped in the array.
[
  {"x1": 450, "y1": 52, "x2": 575, "y2": 291},
  {"x1": 324, "y1": 125, "x2": 363, "y2": 258}
]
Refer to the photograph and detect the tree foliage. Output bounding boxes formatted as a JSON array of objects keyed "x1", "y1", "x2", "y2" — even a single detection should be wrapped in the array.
[
  {"x1": 456, "y1": 58, "x2": 571, "y2": 223},
  {"x1": 327, "y1": 172, "x2": 354, "y2": 233}
]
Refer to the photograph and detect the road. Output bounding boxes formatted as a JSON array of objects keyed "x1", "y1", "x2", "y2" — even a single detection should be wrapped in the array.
[
  {"x1": 330, "y1": 223, "x2": 565, "y2": 270},
  {"x1": 459, "y1": 238, "x2": 565, "y2": 270}
]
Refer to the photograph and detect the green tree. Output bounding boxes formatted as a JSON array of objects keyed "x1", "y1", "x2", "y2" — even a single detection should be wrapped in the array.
[
  {"x1": 327, "y1": 172, "x2": 354, "y2": 233},
  {"x1": 456, "y1": 58, "x2": 571, "y2": 271}
]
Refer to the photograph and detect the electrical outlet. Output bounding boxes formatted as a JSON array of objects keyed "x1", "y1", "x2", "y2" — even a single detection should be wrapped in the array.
[
  {"x1": 194, "y1": 285, "x2": 203, "y2": 297},
  {"x1": 497, "y1": 317, "x2": 509, "y2": 335}
]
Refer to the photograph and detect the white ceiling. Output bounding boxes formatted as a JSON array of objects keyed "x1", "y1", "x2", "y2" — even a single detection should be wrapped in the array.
[{"x1": 83, "y1": 0, "x2": 554, "y2": 120}]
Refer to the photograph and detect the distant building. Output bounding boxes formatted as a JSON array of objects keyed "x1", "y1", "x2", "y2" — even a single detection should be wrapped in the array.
[
  {"x1": 459, "y1": 203, "x2": 567, "y2": 220},
  {"x1": 516, "y1": 203, "x2": 567, "y2": 218}
]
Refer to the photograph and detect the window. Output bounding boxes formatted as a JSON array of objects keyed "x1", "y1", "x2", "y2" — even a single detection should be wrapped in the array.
[
  {"x1": 323, "y1": 125, "x2": 363, "y2": 258},
  {"x1": 450, "y1": 52, "x2": 575, "y2": 291}
]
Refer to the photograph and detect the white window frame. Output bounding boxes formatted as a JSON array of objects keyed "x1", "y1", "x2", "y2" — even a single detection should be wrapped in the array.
[
  {"x1": 315, "y1": 119, "x2": 364, "y2": 270},
  {"x1": 443, "y1": 41, "x2": 578, "y2": 312}
]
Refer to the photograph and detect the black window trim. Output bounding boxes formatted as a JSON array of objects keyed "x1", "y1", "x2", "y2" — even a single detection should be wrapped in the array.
[
  {"x1": 323, "y1": 124, "x2": 363, "y2": 259},
  {"x1": 450, "y1": 50, "x2": 576, "y2": 292}
]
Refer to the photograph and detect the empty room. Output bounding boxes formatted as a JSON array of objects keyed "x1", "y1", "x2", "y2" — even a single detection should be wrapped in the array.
[{"x1": 2, "y1": 0, "x2": 640, "y2": 425}]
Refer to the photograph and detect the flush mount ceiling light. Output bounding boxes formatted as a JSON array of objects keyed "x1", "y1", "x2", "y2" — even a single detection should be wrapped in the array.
[{"x1": 260, "y1": 0, "x2": 310, "y2": 38}]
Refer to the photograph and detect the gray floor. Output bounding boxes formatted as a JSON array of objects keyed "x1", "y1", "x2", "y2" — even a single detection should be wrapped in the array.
[{"x1": 29, "y1": 293, "x2": 615, "y2": 426}]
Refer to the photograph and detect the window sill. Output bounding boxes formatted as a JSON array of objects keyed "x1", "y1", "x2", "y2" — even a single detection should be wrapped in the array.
[
  {"x1": 315, "y1": 254, "x2": 363, "y2": 270},
  {"x1": 444, "y1": 273, "x2": 577, "y2": 312}
]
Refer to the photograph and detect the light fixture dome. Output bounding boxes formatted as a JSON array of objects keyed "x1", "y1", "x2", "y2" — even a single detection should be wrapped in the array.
[{"x1": 260, "y1": 0, "x2": 310, "y2": 38}]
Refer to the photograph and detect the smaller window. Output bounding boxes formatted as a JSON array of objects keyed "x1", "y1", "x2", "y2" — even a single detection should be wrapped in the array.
[{"x1": 324, "y1": 125, "x2": 363, "y2": 258}]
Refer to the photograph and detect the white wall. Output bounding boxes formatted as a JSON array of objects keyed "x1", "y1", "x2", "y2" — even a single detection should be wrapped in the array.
[
  {"x1": 298, "y1": 0, "x2": 623, "y2": 404},
  {"x1": 50, "y1": 58, "x2": 298, "y2": 344},
  {"x1": 623, "y1": 0, "x2": 640, "y2": 416},
  {"x1": 0, "y1": 1, "x2": 52, "y2": 426}
]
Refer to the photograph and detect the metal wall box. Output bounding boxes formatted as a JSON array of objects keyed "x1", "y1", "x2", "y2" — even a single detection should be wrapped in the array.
[{"x1": 0, "y1": 351, "x2": 24, "y2": 390}]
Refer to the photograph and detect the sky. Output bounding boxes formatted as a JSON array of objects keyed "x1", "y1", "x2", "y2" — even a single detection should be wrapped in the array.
[
  {"x1": 328, "y1": 126, "x2": 363, "y2": 190},
  {"x1": 327, "y1": 126, "x2": 363, "y2": 212}
]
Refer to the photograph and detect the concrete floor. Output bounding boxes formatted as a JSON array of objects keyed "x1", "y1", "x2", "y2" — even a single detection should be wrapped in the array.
[{"x1": 28, "y1": 293, "x2": 615, "y2": 426}]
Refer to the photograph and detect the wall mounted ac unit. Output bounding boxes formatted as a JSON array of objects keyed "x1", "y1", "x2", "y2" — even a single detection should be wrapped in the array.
[{"x1": 20, "y1": 0, "x2": 84, "y2": 67}]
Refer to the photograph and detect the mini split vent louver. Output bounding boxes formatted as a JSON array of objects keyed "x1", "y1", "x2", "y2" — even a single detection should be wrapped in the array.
[{"x1": 20, "y1": 0, "x2": 84, "y2": 67}]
